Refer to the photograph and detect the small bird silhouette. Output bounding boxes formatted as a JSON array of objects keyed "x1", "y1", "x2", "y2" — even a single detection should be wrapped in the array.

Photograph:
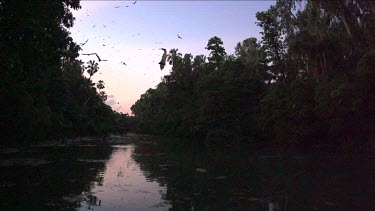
[
  {"x1": 80, "y1": 39, "x2": 88, "y2": 46},
  {"x1": 177, "y1": 34, "x2": 183, "y2": 39},
  {"x1": 121, "y1": 62, "x2": 127, "y2": 66},
  {"x1": 92, "y1": 25, "x2": 96, "y2": 28},
  {"x1": 82, "y1": 53, "x2": 108, "y2": 62},
  {"x1": 133, "y1": 1, "x2": 137, "y2": 4},
  {"x1": 158, "y1": 48, "x2": 167, "y2": 70},
  {"x1": 114, "y1": 6, "x2": 120, "y2": 8}
]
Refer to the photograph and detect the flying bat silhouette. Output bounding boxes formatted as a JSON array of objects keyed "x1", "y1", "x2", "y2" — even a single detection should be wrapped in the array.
[
  {"x1": 82, "y1": 53, "x2": 108, "y2": 62},
  {"x1": 158, "y1": 48, "x2": 167, "y2": 70},
  {"x1": 80, "y1": 39, "x2": 88, "y2": 46}
]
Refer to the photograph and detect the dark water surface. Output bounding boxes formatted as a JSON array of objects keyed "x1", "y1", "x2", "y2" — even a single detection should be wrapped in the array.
[{"x1": 0, "y1": 133, "x2": 374, "y2": 210}]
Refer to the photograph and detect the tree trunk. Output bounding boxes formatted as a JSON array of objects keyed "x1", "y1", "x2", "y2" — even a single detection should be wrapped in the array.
[
  {"x1": 83, "y1": 96, "x2": 91, "y2": 112},
  {"x1": 322, "y1": 51, "x2": 328, "y2": 81},
  {"x1": 369, "y1": 1, "x2": 375, "y2": 14},
  {"x1": 339, "y1": 0, "x2": 362, "y2": 47},
  {"x1": 341, "y1": 14, "x2": 354, "y2": 41}
]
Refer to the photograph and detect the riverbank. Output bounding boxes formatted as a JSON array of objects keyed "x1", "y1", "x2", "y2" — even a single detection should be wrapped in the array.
[{"x1": 1, "y1": 133, "x2": 374, "y2": 210}]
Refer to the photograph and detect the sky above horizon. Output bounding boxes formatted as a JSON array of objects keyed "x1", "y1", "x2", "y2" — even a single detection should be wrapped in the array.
[{"x1": 68, "y1": 1, "x2": 276, "y2": 114}]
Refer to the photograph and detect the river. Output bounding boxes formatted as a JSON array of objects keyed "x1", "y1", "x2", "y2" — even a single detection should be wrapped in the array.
[{"x1": 0, "y1": 133, "x2": 373, "y2": 210}]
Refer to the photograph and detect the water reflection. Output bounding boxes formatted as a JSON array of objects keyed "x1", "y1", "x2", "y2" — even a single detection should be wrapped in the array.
[
  {"x1": 0, "y1": 145, "x2": 113, "y2": 210},
  {"x1": 131, "y1": 137, "x2": 375, "y2": 210},
  {"x1": 77, "y1": 145, "x2": 170, "y2": 211},
  {"x1": 1, "y1": 134, "x2": 374, "y2": 210}
]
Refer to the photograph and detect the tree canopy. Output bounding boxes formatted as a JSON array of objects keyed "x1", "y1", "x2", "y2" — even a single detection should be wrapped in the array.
[
  {"x1": 132, "y1": 0, "x2": 374, "y2": 148},
  {"x1": 0, "y1": 0, "x2": 123, "y2": 145}
]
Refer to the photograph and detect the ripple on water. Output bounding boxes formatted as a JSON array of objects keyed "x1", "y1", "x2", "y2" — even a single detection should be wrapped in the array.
[
  {"x1": 77, "y1": 159, "x2": 107, "y2": 163},
  {"x1": 0, "y1": 148, "x2": 20, "y2": 154},
  {"x1": 111, "y1": 145, "x2": 130, "y2": 149},
  {"x1": 0, "y1": 158, "x2": 52, "y2": 167}
]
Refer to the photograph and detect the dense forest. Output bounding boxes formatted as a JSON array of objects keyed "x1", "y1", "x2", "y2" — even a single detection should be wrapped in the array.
[
  {"x1": 0, "y1": 0, "x2": 129, "y2": 145},
  {"x1": 1, "y1": 1, "x2": 373, "y2": 210},
  {"x1": 1, "y1": 0, "x2": 373, "y2": 149},
  {"x1": 131, "y1": 0, "x2": 374, "y2": 149}
]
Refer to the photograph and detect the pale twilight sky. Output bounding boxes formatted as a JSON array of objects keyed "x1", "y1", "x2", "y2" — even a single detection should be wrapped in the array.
[{"x1": 68, "y1": 1, "x2": 276, "y2": 114}]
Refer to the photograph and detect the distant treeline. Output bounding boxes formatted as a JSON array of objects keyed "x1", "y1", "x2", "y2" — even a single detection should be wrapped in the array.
[
  {"x1": 131, "y1": 0, "x2": 374, "y2": 148},
  {"x1": 0, "y1": 0, "x2": 129, "y2": 145}
]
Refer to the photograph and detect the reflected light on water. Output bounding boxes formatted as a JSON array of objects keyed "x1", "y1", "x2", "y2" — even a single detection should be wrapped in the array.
[
  {"x1": 1, "y1": 134, "x2": 373, "y2": 210},
  {"x1": 78, "y1": 145, "x2": 170, "y2": 210}
]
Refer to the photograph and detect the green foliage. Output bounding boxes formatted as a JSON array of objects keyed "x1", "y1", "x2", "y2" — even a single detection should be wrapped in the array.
[
  {"x1": 86, "y1": 60, "x2": 99, "y2": 80},
  {"x1": 206, "y1": 36, "x2": 227, "y2": 68},
  {"x1": 0, "y1": 0, "x2": 117, "y2": 145},
  {"x1": 132, "y1": 36, "x2": 266, "y2": 144},
  {"x1": 132, "y1": 0, "x2": 374, "y2": 148}
]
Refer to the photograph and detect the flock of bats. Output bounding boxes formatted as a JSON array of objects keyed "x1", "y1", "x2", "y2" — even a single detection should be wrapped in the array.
[
  {"x1": 82, "y1": 47, "x2": 170, "y2": 71},
  {"x1": 80, "y1": 1, "x2": 182, "y2": 71}
]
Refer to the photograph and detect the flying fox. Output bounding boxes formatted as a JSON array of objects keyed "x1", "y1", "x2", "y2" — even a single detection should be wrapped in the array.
[
  {"x1": 82, "y1": 53, "x2": 108, "y2": 62},
  {"x1": 158, "y1": 48, "x2": 167, "y2": 70}
]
